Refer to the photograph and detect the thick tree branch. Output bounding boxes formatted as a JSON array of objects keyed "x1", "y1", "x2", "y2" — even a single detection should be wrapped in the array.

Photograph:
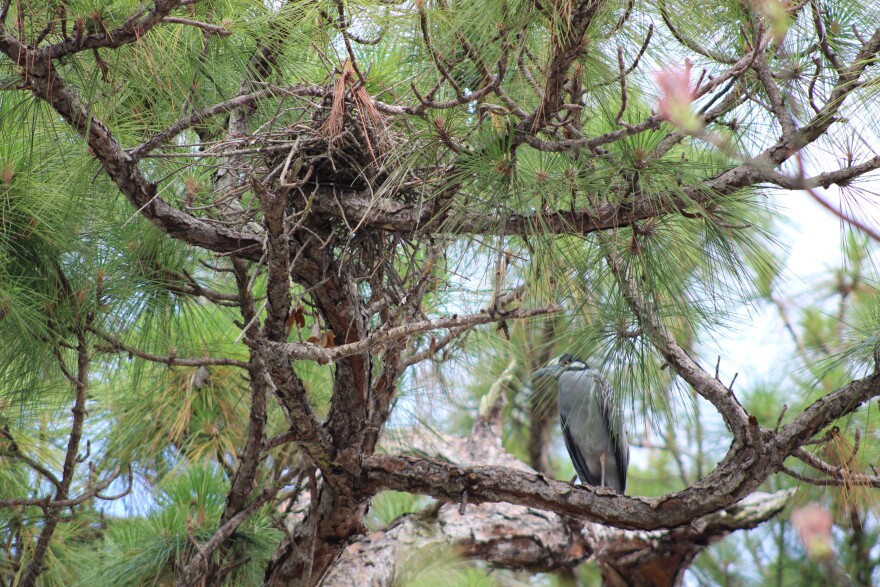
[
  {"x1": 0, "y1": 33, "x2": 263, "y2": 260},
  {"x1": 516, "y1": 1, "x2": 605, "y2": 135},
  {"x1": 363, "y1": 368, "x2": 880, "y2": 532},
  {"x1": 324, "y1": 489, "x2": 790, "y2": 586},
  {"x1": 778, "y1": 372, "x2": 880, "y2": 452},
  {"x1": 363, "y1": 454, "x2": 700, "y2": 531},
  {"x1": 41, "y1": 1, "x2": 183, "y2": 58},
  {"x1": 762, "y1": 156, "x2": 880, "y2": 190},
  {"x1": 339, "y1": 372, "x2": 791, "y2": 586}
]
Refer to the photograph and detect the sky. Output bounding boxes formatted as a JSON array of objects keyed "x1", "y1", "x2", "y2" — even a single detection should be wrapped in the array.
[{"x1": 700, "y1": 185, "x2": 880, "y2": 387}]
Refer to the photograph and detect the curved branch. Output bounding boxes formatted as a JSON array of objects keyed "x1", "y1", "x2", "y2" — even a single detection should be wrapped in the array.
[
  {"x1": 0, "y1": 438, "x2": 63, "y2": 493},
  {"x1": 130, "y1": 86, "x2": 326, "y2": 159},
  {"x1": 41, "y1": 0, "x2": 180, "y2": 58},
  {"x1": 324, "y1": 489, "x2": 791, "y2": 586},
  {"x1": 0, "y1": 466, "x2": 124, "y2": 510},
  {"x1": 779, "y1": 372, "x2": 880, "y2": 452},
  {"x1": 88, "y1": 326, "x2": 249, "y2": 368},
  {"x1": 333, "y1": 388, "x2": 791, "y2": 586},
  {"x1": 364, "y1": 366, "x2": 880, "y2": 533},
  {"x1": 606, "y1": 251, "x2": 751, "y2": 437},
  {"x1": 272, "y1": 305, "x2": 563, "y2": 363},
  {"x1": 0, "y1": 35, "x2": 263, "y2": 261},
  {"x1": 763, "y1": 156, "x2": 880, "y2": 190}
]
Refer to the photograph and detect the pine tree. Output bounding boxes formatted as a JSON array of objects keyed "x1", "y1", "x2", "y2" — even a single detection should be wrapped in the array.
[{"x1": 1, "y1": 1, "x2": 880, "y2": 585}]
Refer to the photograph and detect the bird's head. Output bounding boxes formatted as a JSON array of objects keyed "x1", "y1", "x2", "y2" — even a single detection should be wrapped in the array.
[{"x1": 532, "y1": 354, "x2": 589, "y2": 379}]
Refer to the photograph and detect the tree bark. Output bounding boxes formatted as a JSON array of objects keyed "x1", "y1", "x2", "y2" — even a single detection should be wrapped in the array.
[{"x1": 326, "y1": 386, "x2": 791, "y2": 586}]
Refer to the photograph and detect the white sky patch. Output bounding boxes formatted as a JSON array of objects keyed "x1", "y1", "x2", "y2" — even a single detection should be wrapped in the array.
[{"x1": 698, "y1": 184, "x2": 880, "y2": 387}]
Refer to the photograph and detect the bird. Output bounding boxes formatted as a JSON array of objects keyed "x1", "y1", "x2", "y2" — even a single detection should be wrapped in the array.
[{"x1": 533, "y1": 354, "x2": 629, "y2": 494}]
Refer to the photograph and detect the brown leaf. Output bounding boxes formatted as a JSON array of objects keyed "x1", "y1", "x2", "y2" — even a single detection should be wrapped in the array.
[{"x1": 292, "y1": 306, "x2": 306, "y2": 329}]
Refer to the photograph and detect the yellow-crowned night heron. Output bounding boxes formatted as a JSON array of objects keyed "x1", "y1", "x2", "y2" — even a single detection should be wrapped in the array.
[{"x1": 533, "y1": 354, "x2": 629, "y2": 493}]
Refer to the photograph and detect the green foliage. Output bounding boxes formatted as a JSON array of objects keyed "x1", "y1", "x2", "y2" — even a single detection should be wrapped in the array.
[
  {"x1": 78, "y1": 466, "x2": 281, "y2": 587},
  {"x1": 2, "y1": 0, "x2": 880, "y2": 585},
  {"x1": 392, "y1": 547, "x2": 497, "y2": 587},
  {"x1": 366, "y1": 491, "x2": 432, "y2": 530}
]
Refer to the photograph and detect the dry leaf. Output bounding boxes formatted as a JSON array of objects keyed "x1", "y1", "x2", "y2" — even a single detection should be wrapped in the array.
[{"x1": 292, "y1": 306, "x2": 306, "y2": 329}]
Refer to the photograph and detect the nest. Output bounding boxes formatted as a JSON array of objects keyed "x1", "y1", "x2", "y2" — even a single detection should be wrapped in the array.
[{"x1": 264, "y1": 63, "x2": 395, "y2": 194}]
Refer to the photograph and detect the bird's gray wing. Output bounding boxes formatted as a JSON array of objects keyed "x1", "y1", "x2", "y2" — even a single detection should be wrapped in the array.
[
  {"x1": 599, "y1": 377, "x2": 629, "y2": 492},
  {"x1": 560, "y1": 411, "x2": 600, "y2": 486}
]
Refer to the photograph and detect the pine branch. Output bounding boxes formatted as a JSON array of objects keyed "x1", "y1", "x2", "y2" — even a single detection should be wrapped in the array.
[
  {"x1": 19, "y1": 333, "x2": 90, "y2": 587},
  {"x1": 88, "y1": 326, "x2": 249, "y2": 368},
  {"x1": 272, "y1": 305, "x2": 563, "y2": 363}
]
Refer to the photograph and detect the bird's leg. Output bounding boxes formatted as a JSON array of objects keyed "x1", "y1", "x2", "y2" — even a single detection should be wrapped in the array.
[{"x1": 595, "y1": 452, "x2": 613, "y2": 496}]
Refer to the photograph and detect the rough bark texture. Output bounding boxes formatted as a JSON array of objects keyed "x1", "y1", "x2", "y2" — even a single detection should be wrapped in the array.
[{"x1": 324, "y1": 394, "x2": 791, "y2": 586}]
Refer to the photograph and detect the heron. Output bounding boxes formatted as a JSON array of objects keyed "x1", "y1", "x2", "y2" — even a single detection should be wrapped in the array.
[{"x1": 533, "y1": 354, "x2": 629, "y2": 493}]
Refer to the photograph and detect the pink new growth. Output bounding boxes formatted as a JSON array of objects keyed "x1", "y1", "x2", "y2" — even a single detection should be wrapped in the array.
[
  {"x1": 791, "y1": 503, "x2": 833, "y2": 559},
  {"x1": 656, "y1": 58, "x2": 703, "y2": 132}
]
